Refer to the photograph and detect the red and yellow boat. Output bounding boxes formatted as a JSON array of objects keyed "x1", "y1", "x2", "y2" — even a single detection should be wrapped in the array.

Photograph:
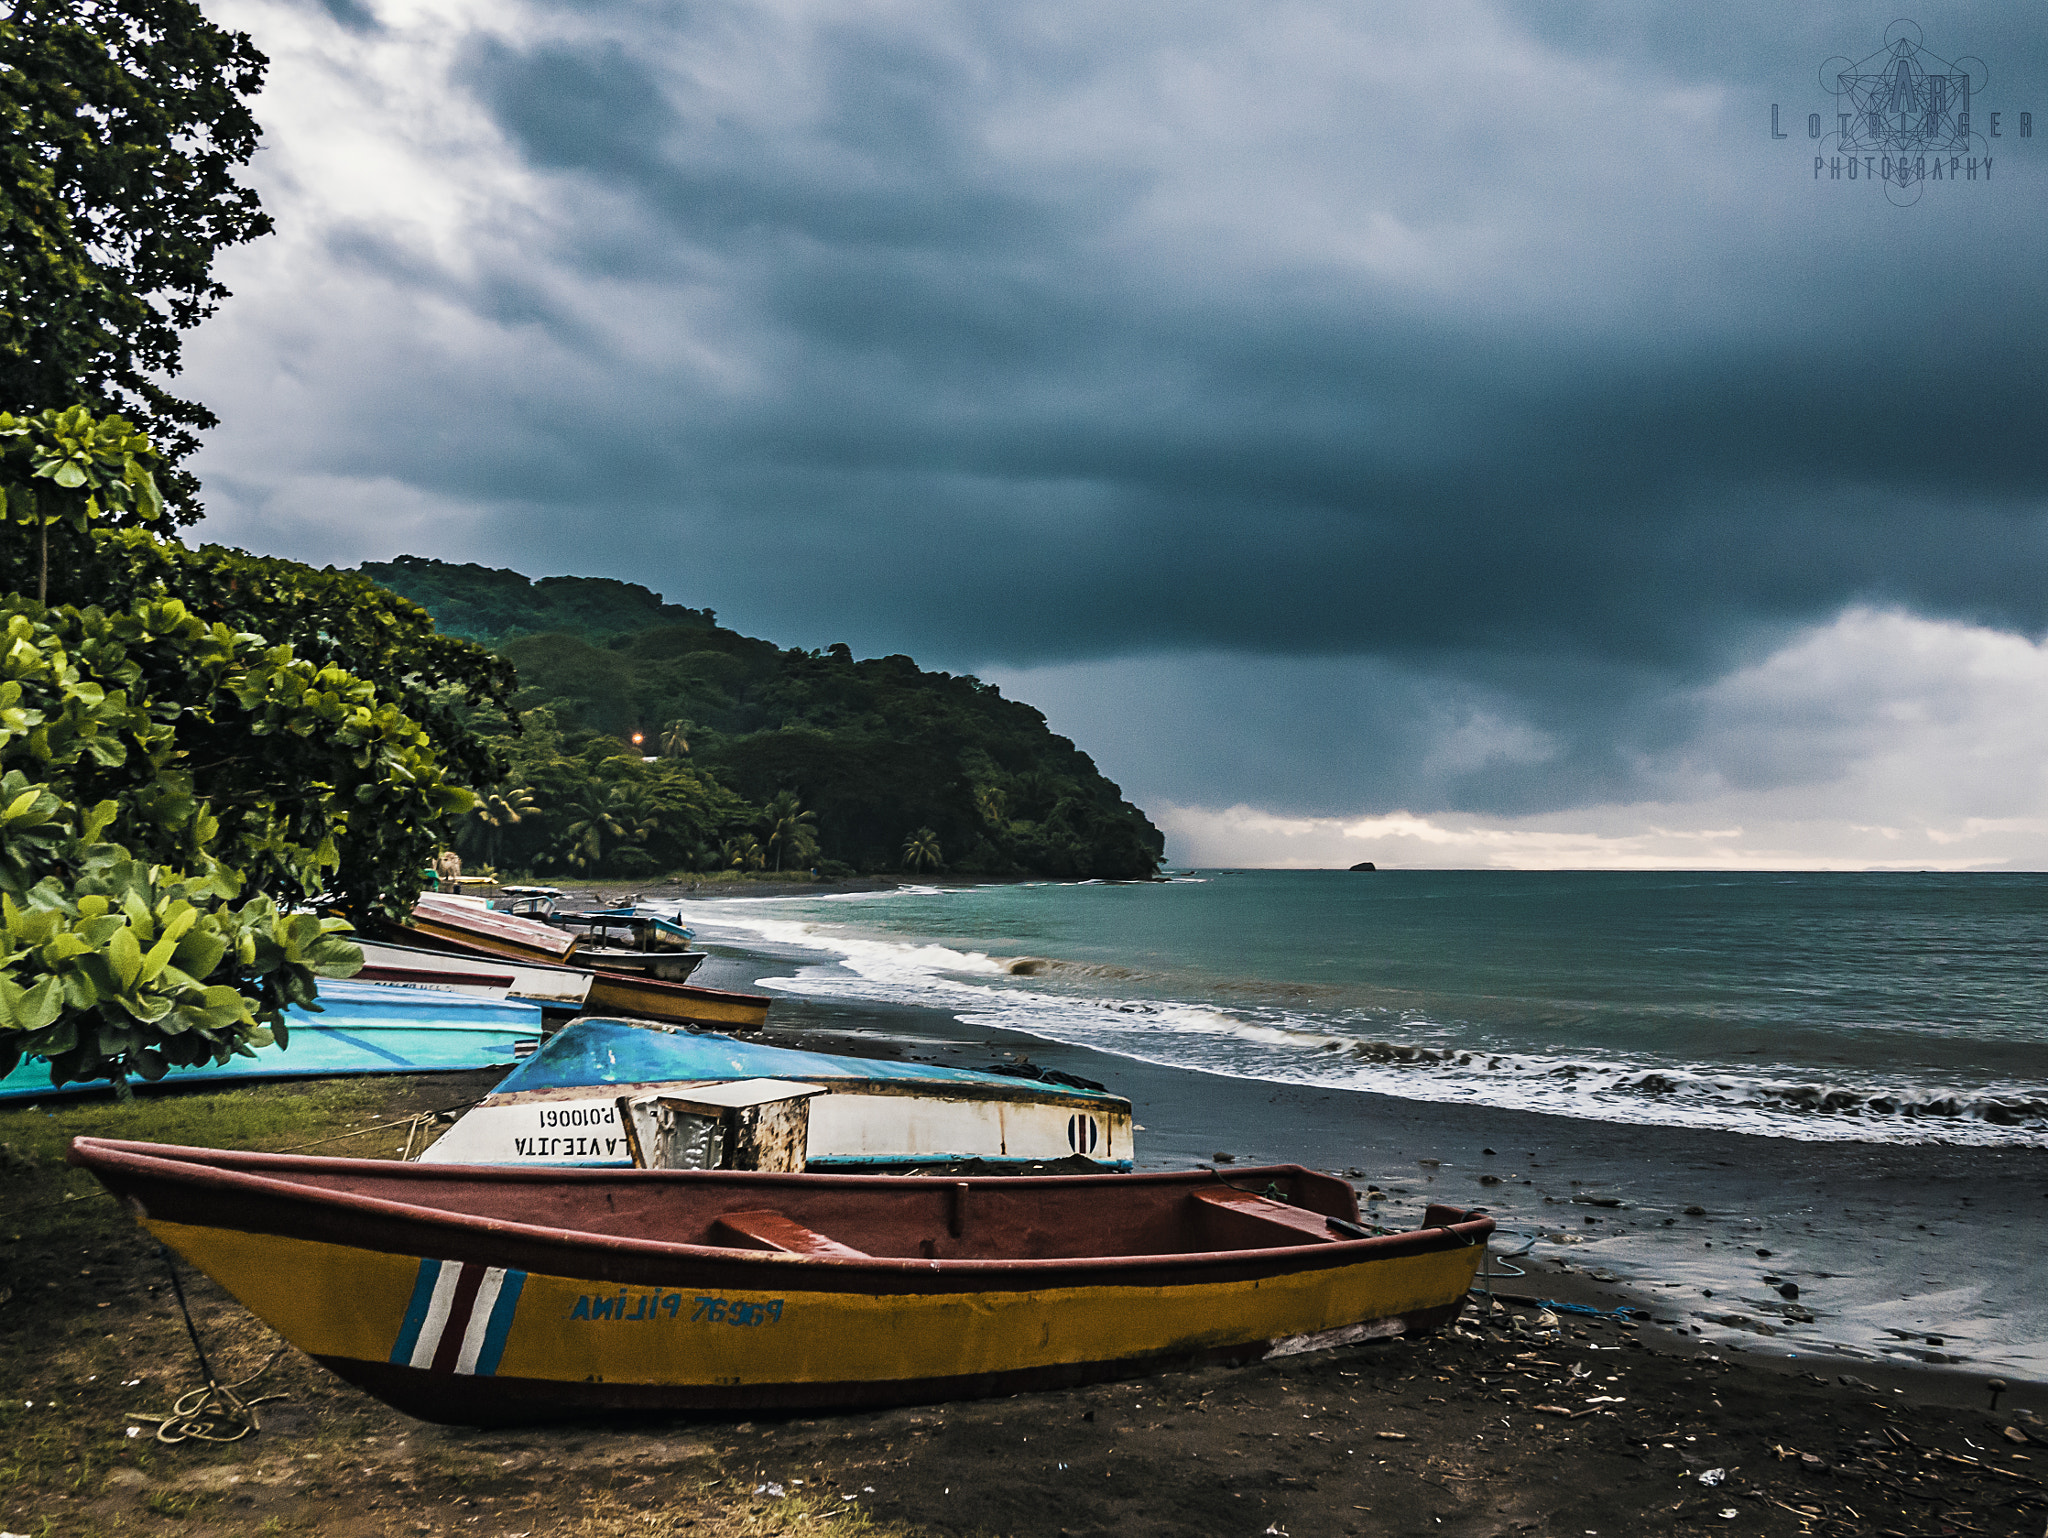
[{"x1": 70, "y1": 1137, "x2": 1490, "y2": 1424}]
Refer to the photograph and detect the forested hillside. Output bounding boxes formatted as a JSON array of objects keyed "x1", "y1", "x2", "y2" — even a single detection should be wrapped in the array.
[
  {"x1": 359, "y1": 559, "x2": 1164, "y2": 880},
  {"x1": 358, "y1": 557, "x2": 714, "y2": 643}
]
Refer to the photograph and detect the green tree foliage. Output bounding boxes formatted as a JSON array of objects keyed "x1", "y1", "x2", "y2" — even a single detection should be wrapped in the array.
[
  {"x1": 0, "y1": 0, "x2": 271, "y2": 519},
  {"x1": 458, "y1": 779, "x2": 539, "y2": 871},
  {"x1": 0, "y1": 597, "x2": 399, "y2": 1087},
  {"x1": 471, "y1": 705, "x2": 752, "y2": 877},
  {"x1": 0, "y1": 406, "x2": 163, "y2": 600},
  {"x1": 1, "y1": 524, "x2": 519, "y2": 910},
  {"x1": 548, "y1": 783, "x2": 624, "y2": 874},
  {"x1": 1, "y1": 414, "x2": 510, "y2": 1088},
  {"x1": 356, "y1": 557, "x2": 716, "y2": 646}
]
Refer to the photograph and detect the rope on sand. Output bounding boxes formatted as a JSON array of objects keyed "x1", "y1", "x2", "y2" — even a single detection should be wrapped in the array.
[{"x1": 130, "y1": 1247, "x2": 289, "y2": 1444}]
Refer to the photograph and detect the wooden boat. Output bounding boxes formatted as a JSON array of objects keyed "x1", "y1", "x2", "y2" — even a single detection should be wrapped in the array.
[
  {"x1": 576, "y1": 906, "x2": 699, "y2": 953},
  {"x1": 405, "y1": 894, "x2": 580, "y2": 966},
  {"x1": 356, "y1": 939, "x2": 594, "y2": 1013},
  {"x1": 583, "y1": 968, "x2": 769, "y2": 1031},
  {"x1": 495, "y1": 895, "x2": 706, "y2": 980},
  {"x1": 417, "y1": 1017, "x2": 1135, "y2": 1170},
  {"x1": 354, "y1": 958, "x2": 519, "y2": 1000},
  {"x1": 0, "y1": 983, "x2": 543, "y2": 1103},
  {"x1": 562, "y1": 946, "x2": 707, "y2": 985},
  {"x1": 394, "y1": 902, "x2": 767, "y2": 1029},
  {"x1": 68, "y1": 1137, "x2": 1493, "y2": 1422}
]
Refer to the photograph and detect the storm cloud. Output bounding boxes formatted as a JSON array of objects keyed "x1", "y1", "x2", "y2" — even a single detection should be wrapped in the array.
[{"x1": 185, "y1": 0, "x2": 2048, "y2": 863}]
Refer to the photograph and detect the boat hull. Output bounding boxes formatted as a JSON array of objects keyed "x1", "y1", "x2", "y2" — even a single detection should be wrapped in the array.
[
  {"x1": 584, "y1": 970, "x2": 770, "y2": 1030},
  {"x1": 357, "y1": 940, "x2": 594, "y2": 1011},
  {"x1": 378, "y1": 933, "x2": 765, "y2": 1028},
  {"x1": 0, "y1": 984, "x2": 542, "y2": 1102},
  {"x1": 568, "y1": 948, "x2": 706, "y2": 983},
  {"x1": 416, "y1": 1017, "x2": 1133, "y2": 1170},
  {"x1": 73, "y1": 1142, "x2": 1489, "y2": 1424},
  {"x1": 405, "y1": 895, "x2": 580, "y2": 966},
  {"x1": 419, "y1": 1081, "x2": 1133, "y2": 1170}
]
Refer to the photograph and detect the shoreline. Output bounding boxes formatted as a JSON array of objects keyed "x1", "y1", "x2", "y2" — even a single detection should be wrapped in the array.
[{"x1": 680, "y1": 917, "x2": 2048, "y2": 1390}]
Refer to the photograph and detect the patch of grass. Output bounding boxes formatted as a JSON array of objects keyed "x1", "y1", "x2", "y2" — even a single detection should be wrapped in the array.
[
  {"x1": 554, "y1": 1485, "x2": 918, "y2": 1538},
  {"x1": 2, "y1": 1076, "x2": 396, "y2": 1168},
  {"x1": 145, "y1": 1486, "x2": 215, "y2": 1518}
]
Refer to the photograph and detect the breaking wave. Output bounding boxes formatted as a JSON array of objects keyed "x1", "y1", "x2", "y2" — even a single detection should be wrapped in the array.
[{"x1": 676, "y1": 895, "x2": 2048, "y2": 1147}]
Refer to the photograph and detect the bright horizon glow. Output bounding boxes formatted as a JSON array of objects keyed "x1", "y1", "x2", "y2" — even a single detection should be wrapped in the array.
[{"x1": 1152, "y1": 803, "x2": 2033, "y2": 872}]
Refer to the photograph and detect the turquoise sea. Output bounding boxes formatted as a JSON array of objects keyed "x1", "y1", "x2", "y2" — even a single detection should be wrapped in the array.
[{"x1": 679, "y1": 870, "x2": 2048, "y2": 1148}]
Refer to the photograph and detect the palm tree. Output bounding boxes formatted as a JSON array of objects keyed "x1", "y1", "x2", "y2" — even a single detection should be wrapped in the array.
[
  {"x1": 604, "y1": 782, "x2": 664, "y2": 872},
  {"x1": 761, "y1": 790, "x2": 819, "y2": 873},
  {"x1": 974, "y1": 784, "x2": 1008, "y2": 826},
  {"x1": 611, "y1": 782, "x2": 663, "y2": 846},
  {"x1": 722, "y1": 834, "x2": 766, "y2": 871},
  {"x1": 901, "y1": 827, "x2": 942, "y2": 872},
  {"x1": 659, "y1": 718, "x2": 693, "y2": 759},
  {"x1": 466, "y1": 781, "x2": 540, "y2": 870},
  {"x1": 553, "y1": 785, "x2": 624, "y2": 873}
]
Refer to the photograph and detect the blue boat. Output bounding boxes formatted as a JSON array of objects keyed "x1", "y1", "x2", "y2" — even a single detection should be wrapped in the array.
[
  {"x1": 0, "y1": 981, "x2": 544, "y2": 1103},
  {"x1": 581, "y1": 905, "x2": 696, "y2": 948},
  {"x1": 418, "y1": 1016, "x2": 1134, "y2": 1171}
]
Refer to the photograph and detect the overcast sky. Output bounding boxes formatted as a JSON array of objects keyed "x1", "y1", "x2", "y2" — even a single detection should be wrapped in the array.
[{"x1": 185, "y1": 0, "x2": 2048, "y2": 868}]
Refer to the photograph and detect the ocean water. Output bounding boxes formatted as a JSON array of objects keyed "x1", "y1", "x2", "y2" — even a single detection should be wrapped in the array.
[{"x1": 675, "y1": 870, "x2": 2048, "y2": 1148}]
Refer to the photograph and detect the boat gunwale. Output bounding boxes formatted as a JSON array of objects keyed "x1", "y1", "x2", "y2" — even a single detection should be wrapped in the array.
[
  {"x1": 69, "y1": 1136, "x2": 1492, "y2": 1282},
  {"x1": 397, "y1": 928, "x2": 770, "y2": 1008},
  {"x1": 579, "y1": 969, "x2": 770, "y2": 1007},
  {"x1": 354, "y1": 963, "x2": 520, "y2": 989},
  {"x1": 479, "y1": 1076, "x2": 1127, "y2": 1110}
]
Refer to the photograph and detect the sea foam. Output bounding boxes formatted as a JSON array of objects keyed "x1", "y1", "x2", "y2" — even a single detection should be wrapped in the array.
[{"x1": 677, "y1": 894, "x2": 2046, "y2": 1147}]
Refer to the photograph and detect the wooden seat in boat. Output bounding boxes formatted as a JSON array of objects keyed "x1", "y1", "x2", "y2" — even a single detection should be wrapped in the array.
[
  {"x1": 1190, "y1": 1186, "x2": 1342, "y2": 1249},
  {"x1": 711, "y1": 1208, "x2": 870, "y2": 1258}
]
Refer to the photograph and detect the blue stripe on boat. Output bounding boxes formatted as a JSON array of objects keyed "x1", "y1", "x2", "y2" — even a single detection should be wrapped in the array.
[
  {"x1": 391, "y1": 1258, "x2": 444, "y2": 1364},
  {"x1": 473, "y1": 1269, "x2": 527, "y2": 1377}
]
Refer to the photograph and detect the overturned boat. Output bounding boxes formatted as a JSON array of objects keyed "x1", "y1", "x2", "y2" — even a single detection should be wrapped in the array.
[
  {"x1": 355, "y1": 938, "x2": 594, "y2": 1013},
  {"x1": 417, "y1": 1017, "x2": 1134, "y2": 1171},
  {"x1": 69, "y1": 1136, "x2": 1492, "y2": 1422},
  {"x1": 404, "y1": 893, "x2": 581, "y2": 966}
]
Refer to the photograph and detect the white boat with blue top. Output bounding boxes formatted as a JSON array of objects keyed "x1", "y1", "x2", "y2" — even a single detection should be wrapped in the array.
[
  {"x1": 416, "y1": 1016, "x2": 1133, "y2": 1171},
  {"x1": 0, "y1": 980, "x2": 544, "y2": 1102}
]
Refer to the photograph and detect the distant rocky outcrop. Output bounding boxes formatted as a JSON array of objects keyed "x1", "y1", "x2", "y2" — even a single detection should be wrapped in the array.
[{"x1": 1348, "y1": 861, "x2": 1378, "y2": 871}]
